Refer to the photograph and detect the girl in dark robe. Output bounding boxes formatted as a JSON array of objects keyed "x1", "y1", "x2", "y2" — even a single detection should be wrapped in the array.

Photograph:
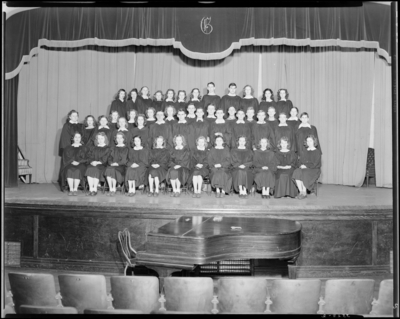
[
  {"x1": 204, "y1": 103, "x2": 217, "y2": 127},
  {"x1": 245, "y1": 106, "x2": 257, "y2": 131},
  {"x1": 202, "y1": 82, "x2": 221, "y2": 110},
  {"x1": 85, "y1": 132, "x2": 112, "y2": 196},
  {"x1": 293, "y1": 135, "x2": 322, "y2": 199},
  {"x1": 59, "y1": 109, "x2": 83, "y2": 156},
  {"x1": 126, "y1": 88, "x2": 138, "y2": 115},
  {"x1": 176, "y1": 90, "x2": 188, "y2": 112},
  {"x1": 276, "y1": 88, "x2": 293, "y2": 118},
  {"x1": 60, "y1": 132, "x2": 87, "y2": 195},
  {"x1": 109, "y1": 110, "x2": 119, "y2": 131},
  {"x1": 231, "y1": 109, "x2": 252, "y2": 150},
  {"x1": 259, "y1": 88, "x2": 277, "y2": 118},
  {"x1": 231, "y1": 136, "x2": 254, "y2": 198},
  {"x1": 166, "y1": 135, "x2": 191, "y2": 197},
  {"x1": 295, "y1": 112, "x2": 322, "y2": 157},
  {"x1": 110, "y1": 117, "x2": 132, "y2": 148},
  {"x1": 266, "y1": 106, "x2": 279, "y2": 132},
  {"x1": 127, "y1": 109, "x2": 137, "y2": 131},
  {"x1": 104, "y1": 132, "x2": 129, "y2": 196},
  {"x1": 209, "y1": 108, "x2": 232, "y2": 149},
  {"x1": 161, "y1": 89, "x2": 177, "y2": 112},
  {"x1": 220, "y1": 83, "x2": 241, "y2": 116},
  {"x1": 110, "y1": 88, "x2": 127, "y2": 119},
  {"x1": 189, "y1": 136, "x2": 209, "y2": 198},
  {"x1": 136, "y1": 86, "x2": 153, "y2": 114},
  {"x1": 125, "y1": 136, "x2": 149, "y2": 196},
  {"x1": 172, "y1": 109, "x2": 193, "y2": 149},
  {"x1": 226, "y1": 106, "x2": 238, "y2": 128},
  {"x1": 188, "y1": 88, "x2": 203, "y2": 109},
  {"x1": 93, "y1": 115, "x2": 112, "y2": 145},
  {"x1": 287, "y1": 106, "x2": 301, "y2": 130},
  {"x1": 149, "y1": 111, "x2": 173, "y2": 149},
  {"x1": 152, "y1": 90, "x2": 164, "y2": 113},
  {"x1": 188, "y1": 107, "x2": 209, "y2": 151},
  {"x1": 147, "y1": 136, "x2": 170, "y2": 197},
  {"x1": 240, "y1": 85, "x2": 259, "y2": 113},
  {"x1": 274, "y1": 137, "x2": 298, "y2": 199},
  {"x1": 164, "y1": 105, "x2": 178, "y2": 130},
  {"x1": 252, "y1": 110, "x2": 276, "y2": 151},
  {"x1": 253, "y1": 137, "x2": 278, "y2": 199},
  {"x1": 207, "y1": 135, "x2": 232, "y2": 198},
  {"x1": 185, "y1": 103, "x2": 197, "y2": 125},
  {"x1": 82, "y1": 115, "x2": 96, "y2": 148},
  {"x1": 145, "y1": 107, "x2": 157, "y2": 127},
  {"x1": 131, "y1": 114, "x2": 150, "y2": 149},
  {"x1": 274, "y1": 112, "x2": 296, "y2": 152}
]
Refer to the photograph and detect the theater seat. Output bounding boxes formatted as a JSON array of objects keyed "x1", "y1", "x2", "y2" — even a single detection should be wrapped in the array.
[
  {"x1": 322, "y1": 279, "x2": 375, "y2": 315},
  {"x1": 370, "y1": 279, "x2": 393, "y2": 315},
  {"x1": 19, "y1": 305, "x2": 78, "y2": 314},
  {"x1": 8, "y1": 272, "x2": 61, "y2": 314},
  {"x1": 58, "y1": 274, "x2": 112, "y2": 314},
  {"x1": 84, "y1": 308, "x2": 144, "y2": 314},
  {"x1": 267, "y1": 279, "x2": 322, "y2": 314},
  {"x1": 217, "y1": 277, "x2": 268, "y2": 313},
  {"x1": 110, "y1": 276, "x2": 160, "y2": 313}
]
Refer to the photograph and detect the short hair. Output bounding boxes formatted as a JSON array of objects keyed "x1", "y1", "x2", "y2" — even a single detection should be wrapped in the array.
[
  {"x1": 127, "y1": 88, "x2": 138, "y2": 100},
  {"x1": 257, "y1": 137, "x2": 271, "y2": 150},
  {"x1": 153, "y1": 90, "x2": 164, "y2": 100},
  {"x1": 68, "y1": 109, "x2": 79, "y2": 118},
  {"x1": 257, "y1": 109, "x2": 266, "y2": 117},
  {"x1": 277, "y1": 136, "x2": 291, "y2": 150},
  {"x1": 187, "y1": 103, "x2": 196, "y2": 110},
  {"x1": 214, "y1": 135, "x2": 226, "y2": 147},
  {"x1": 196, "y1": 106, "x2": 205, "y2": 113},
  {"x1": 228, "y1": 106, "x2": 237, "y2": 113},
  {"x1": 215, "y1": 108, "x2": 225, "y2": 115},
  {"x1": 261, "y1": 88, "x2": 274, "y2": 101},
  {"x1": 228, "y1": 83, "x2": 237, "y2": 88},
  {"x1": 127, "y1": 109, "x2": 138, "y2": 121},
  {"x1": 290, "y1": 106, "x2": 299, "y2": 115},
  {"x1": 177, "y1": 90, "x2": 187, "y2": 101},
  {"x1": 84, "y1": 115, "x2": 96, "y2": 127},
  {"x1": 196, "y1": 136, "x2": 208, "y2": 148},
  {"x1": 146, "y1": 107, "x2": 156, "y2": 118},
  {"x1": 164, "y1": 105, "x2": 177, "y2": 116},
  {"x1": 177, "y1": 108, "x2": 187, "y2": 116},
  {"x1": 236, "y1": 108, "x2": 245, "y2": 115},
  {"x1": 278, "y1": 112, "x2": 287, "y2": 119},
  {"x1": 190, "y1": 88, "x2": 202, "y2": 101},
  {"x1": 153, "y1": 136, "x2": 166, "y2": 149},
  {"x1": 116, "y1": 117, "x2": 128, "y2": 129},
  {"x1": 70, "y1": 132, "x2": 83, "y2": 144},
  {"x1": 242, "y1": 85, "x2": 254, "y2": 97},
  {"x1": 136, "y1": 114, "x2": 147, "y2": 126},
  {"x1": 97, "y1": 115, "x2": 108, "y2": 124},
  {"x1": 139, "y1": 86, "x2": 150, "y2": 98},
  {"x1": 304, "y1": 134, "x2": 319, "y2": 147},
  {"x1": 114, "y1": 131, "x2": 126, "y2": 145},
  {"x1": 300, "y1": 112, "x2": 309, "y2": 118},
  {"x1": 109, "y1": 110, "x2": 119, "y2": 122},
  {"x1": 94, "y1": 132, "x2": 109, "y2": 146},
  {"x1": 165, "y1": 89, "x2": 176, "y2": 101},
  {"x1": 277, "y1": 88, "x2": 289, "y2": 100},
  {"x1": 207, "y1": 82, "x2": 215, "y2": 87},
  {"x1": 115, "y1": 89, "x2": 126, "y2": 101},
  {"x1": 173, "y1": 134, "x2": 187, "y2": 147},
  {"x1": 267, "y1": 106, "x2": 276, "y2": 113},
  {"x1": 207, "y1": 103, "x2": 216, "y2": 110},
  {"x1": 155, "y1": 110, "x2": 165, "y2": 118},
  {"x1": 236, "y1": 135, "x2": 248, "y2": 147},
  {"x1": 246, "y1": 106, "x2": 255, "y2": 113},
  {"x1": 131, "y1": 135, "x2": 142, "y2": 148}
]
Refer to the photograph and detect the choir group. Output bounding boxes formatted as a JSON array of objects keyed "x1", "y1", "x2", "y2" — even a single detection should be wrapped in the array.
[{"x1": 58, "y1": 83, "x2": 322, "y2": 200}]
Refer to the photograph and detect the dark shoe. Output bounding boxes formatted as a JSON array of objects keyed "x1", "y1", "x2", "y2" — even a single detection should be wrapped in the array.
[
  {"x1": 266, "y1": 195, "x2": 271, "y2": 199},
  {"x1": 147, "y1": 191, "x2": 153, "y2": 197},
  {"x1": 176, "y1": 192, "x2": 181, "y2": 197},
  {"x1": 197, "y1": 193, "x2": 201, "y2": 198},
  {"x1": 170, "y1": 192, "x2": 175, "y2": 197},
  {"x1": 86, "y1": 191, "x2": 91, "y2": 196},
  {"x1": 220, "y1": 192, "x2": 225, "y2": 198},
  {"x1": 68, "y1": 191, "x2": 73, "y2": 196},
  {"x1": 92, "y1": 191, "x2": 97, "y2": 196},
  {"x1": 243, "y1": 193, "x2": 248, "y2": 199},
  {"x1": 73, "y1": 191, "x2": 78, "y2": 196},
  {"x1": 154, "y1": 192, "x2": 159, "y2": 197},
  {"x1": 300, "y1": 194, "x2": 307, "y2": 200},
  {"x1": 110, "y1": 191, "x2": 115, "y2": 197}
]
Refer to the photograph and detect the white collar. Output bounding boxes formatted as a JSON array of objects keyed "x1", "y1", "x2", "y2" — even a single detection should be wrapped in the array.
[
  {"x1": 278, "y1": 123, "x2": 288, "y2": 127},
  {"x1": 236, "y1": 120, "x2": 245, "y2": 124},
  {"x1": 307, "y1": 147, "x2": 317, "y2": 151},
  {"x1": 197, "y1": 147, "x2": 205, "y2": 151},
  {"x1": 187, "y1": 114, "x2": 196, "y2": 118},
  {"x1": 215, "y1": 146, "x2": 224, "y2": 149},
  {"x1": 288, "y1": 117, "x2": 299, "y2": 121},
  {"x1": 118, "y1": 128, "x2": 128, "y2": 131},
  {"x1": 191, "y1": 98, "x2": 200, "y2": 101},
  {"x1": 298, "y1": 123, "x2": 311, "y2": 129},
  {"x1": 166, "y1": 98, "x2": 174, "y2": 102},
  {"x1": 207, "y1": 115, "x2": 216, "y2": 119},
  {"x1": 175, "y1": 146, "x2": 184, "y2": 150},
  {"x1": 244, "y1": 96, "x2": 253, "y2": 99},
  {"x1": 178, "y1": 121, "x2": 187, "y2": 124},
  {"x1": 116, "y1": 144, "x2": 125, "y2": 147},
  {"x1": 257, "y1": 121, "x2": 266, "y2": 124},
  {"x1": 196, "y1": 119, "x2": 204, "y2": 122},
  {"x1": 134, "y1": 146, "x2": 143, "y2": 150},
  {"x1": 99, "y1": 125, "x2": 110, "y2": 129},
  {"x1": 69, "y1": 121, "x2": 78, "y2": 124},
  {"x1": 156, "y1": 121, "x2": 166, "y2": 124},
  {"x1": 178, "y1": 100, "x2": 186, "y2": 103},
  {"x1": 98, "y1": 144, "x2": 106, "y2": 147},
  {"x1": 72, "y1": 143, "x2": 82, "y2": 147},
  {"x1": 228, "y1": 93, "x2": 237, "y2": 97},
  {"x1": 215, "y1": 119, "x2": 225, "y2": 124}
]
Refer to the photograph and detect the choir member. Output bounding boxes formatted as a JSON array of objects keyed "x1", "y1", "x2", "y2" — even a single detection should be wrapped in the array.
[
  {"x1": 202, "y1": 82, "x2": 221, "y2": 110},
  {"x1": 226, "y1": 106, "x2": 238, "y2": 128},
  {"x1": 152, "y1": 90, "x2": 164, "y2": 112},
  {"x1": 220, "y1": 83, "x2": 241, "y2": 115},
  {"x1": 173, "y1": 109, "x2": 192, "y2": 147},
  {"x1": 131, "y1": 114, "x2": 150, "y2": 149},
  {"x1": 208, "y1": 135, "x2": 232, "y2": 198},
  {"x1": 59, "y1": 110, "x2": 83, "y2": 156},
  {"x1": 126, "y1": 88, "x2": 139, "y2": 114},
  {"x1": 205, "y1": 103, "x2": 217, "y2": 126},
  {"x1": 60, "y1": 132, "x2": 88, "y2": 195},
  {"x1": 111, "y1": 117, "x2": 132, "y2": 148},
  {"x1": 110, "y1": 89, "x2": 127, "y2": 118},
  {"x1": 274, "y1": 137, "x2": 298, "y2": 198},
  {"x1": 149, "y1": 110, "x2": 173, "y2": 149},
  {"x1": 93, "y1": 115, "x2": 112, "y2": 143},
  {"x1": 185, "y1": 103, "x2": 197, "y2": 125},
  {"x1": 176, "y1": 90, "x2": 188, "y2": 111},
  {"x1": 125, "y1": 135, "x2": 149, "y2": 196},
  {"x1": 292, "y1": 135, "x2": 322, "y2": 199},
  {"x1": 137, "y1": 86, "x2": 153, "y2": 114},
  {"x1": 231, "y1": 136, "x2": 254, "y2": 198},
  {"x1": 145, "y1": 107, "x2": 157, "y2": 127},
  {"x1": 266, "y1": 106, "x2": 279, "y2": 132},
  {"x1": 162, "y1": 89, "x2": 176, "y2": 112},
  {"x1": 231, "y1": 109, "x2": 252, "y2": 150},
  {"x1": 189, "y1": 136, "x2": 209, "y2": 198},
  {"x1": 188, "y1": 107, "x2": 209, "y2": 151},
  {"x1": 253, "y1": 137, "x2": 278, "y2": 199},
  {"x1": 85, "y1": 132, "x2": 112, "y2": 196},
  {"x1": 82, "y1": 115, "x2": 96, "y2": 148},
  {"x1": 287, "y1": 106, "x2": 300, "y2": 130},
  {"x1": 276, "y1": 88, "x2": 293, "y2": 118},
  {"x1": 209, "y1": 108, "x2": 232, "y2": 148},
  {"x1": 127, "y1": 109, "x2": 137, "y2": 131},
  {"x1": 109, "y1": 110, "x2": 119, "y2": 131},
  {"x1": 104, "y1": 132, "x2": 129, "y2": 196},
  {"x1": 252, "y1": 110, "x2": 276, "y2": 151},
  {"x1": 147, "y1": 136, "x2": 170, "y2": 196},
  {"x1": 259, "y1": 88, "x2": 277, "y2": 118},
  {"x1": 295, "y1": 112, "x2": 322, "y2": 156},
  {"x1": 164, "y1": 105, "x2": 177, "y2": 129},
  {"x1": 189, "y1": 88, "x2": 203, "y2": 109},
  {"x1": 274, "y1": 113, "x2": 296, "y2": 152},
  {"x1": 240, "y1": 85, "x2": 259, "y2": 113},
  {"x1": 166, "y1": 135, "x2": 191, "y2": 197},
  {"x1": 245, "y1": 106, "x2": 257, "y2": 131}
]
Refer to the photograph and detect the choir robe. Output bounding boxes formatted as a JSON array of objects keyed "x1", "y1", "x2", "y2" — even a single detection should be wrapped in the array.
[
  {"x1": 136, "y1": 96, "x2": 153, "y2": 115},
  {"x1": 185, "y1": 115, "x2": 197, "y2": 126},
  {"x1": 188, "y1": 120, "x2": 209, "y2": 151},
  {"x1": 110, "y1": 129, "x2": 133, "y2": 149},
  {"x1": 274, "y1": 150, "x2": 298, "y2": 198},
  {"x1": 166, "y1": 146, "x2": 191, "y2": 185},
  {"x1": 245, "y1": 119, "x2": 256, "y2": 133},
  {"x1": 230, "y1": 148, "x2": 254, "y2": 192},
  {"x1": 295, "y1": 124, "x2": 322, "y2": 156},
  {"x1": 161, "y1": 99, "x2": 177, "y2": 112},
  {"x1": 287, "y1": 118, "x2": 300, "y2": 131},
  {"x1": 146, "y1": 119, "x2": 157, "y2": 128},
  {"x1": 130, "y1": 126, "x2": 150, "y2": 149},
  {"x1": 165, "y1": 118, "x2": 177, "y2": 132},
  {"x1": 231, "y1": 122, "x2": 252, "y2": 150},
  {"x1": 152, "y1": 100, "x2": 164, "y2": 113},
  {"x1": 172, "y1": 122, "x2": 193, "y2": 147},
  {"x1": 59, "y1": 144, "x2": 88, "y2": 190},
  {"x1": 149, "y1": 122, "x2": 173, "y2": 149},
  {"x1": 253, "y1": 149, "x2": 278, "y2": 190},
  {"x1": 251, "y1": 122, "x2": 276, "y2": 150},
  {"x1": 226, "y1": 118, "x2": 237, "y2": 130},
  {"x1": 125, "y1": 147, "x2": 149, "y2": 187},
  {"x1": 104, "y1": 146, "x2": 129, "y2": 184},
  {"x1": 220, "y1": 95, "x2": 241, "y2": 115},
  {"x1": 82, "y1": 127, "x2": 96, "y2": 148},
  {"x1": 202, "y1": 94, "x2": 221, "y2": 109},
  {"x1": 126, "y1": 98, "x2": 138, "y2": 115},
  {"x1": 188, "y1": 99, "x2": 203, "y2": 109},
  {"x1": 85, "y1": 145, "x2": 112, "y2": 182},
  {"x1": 91, "y1": 126, "x2": 112, "y2": 145},
  {"x1": 204, "y1": 117, "x2": 216, "y2": 128},
  {"x1": 259, "y1": 101, "x2": 277, "y2": 118},
  {"x1": 176, "y1": 101, "x2": 188, "y2": 112},
  {"x1": 109, "y1": 122, "x2": 119, "y2": 131},
  {"x1": 147, "y1": 148, "x2": 170, "y2": 182},
  {"x1": 274, "y1": 124, "x2": 296, "y2": 152},
  {"x1": 209, "y1": 121, "x2": 232, "y2": 148},
  {"x1": 292, "y1": 148, "x2": 321, "y2": 191},
  {"x1": 110, "y1": 99, "x2": 126, "y2": 118},
  {"x1": 127, "y1": 122, "x2": 136, "y2": 131},
  {"x1": 59, "y1": 121, "x2": 84, "y2": 156},
  {"x1": 267, "y1": 119, "x2": 279, "y2": 132},
  {"x1": 188, "y1": 148, "x2": 209, "y2": 188},
  {"x1": 239, "y1": 97, "x2": 259, "y2": 113},
  {"x1": 207, "y1": 147, "x2": 232, "y2": 192},
  {"x1": 275, "y1": 100, "x2": 293, "y2": 118}
]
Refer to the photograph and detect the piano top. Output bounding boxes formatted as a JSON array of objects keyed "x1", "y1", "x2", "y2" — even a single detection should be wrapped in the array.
[{"x1": 148, "y1": 216, "x2": 302, "y2": 239}]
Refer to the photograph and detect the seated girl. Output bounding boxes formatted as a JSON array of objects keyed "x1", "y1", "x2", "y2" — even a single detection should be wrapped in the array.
[
  {"x1": 231, "y1": 136, "x2": 254, "y2": 198},
  {"x1": 188, "y1": 136, "x2": 209, "y2": 198},
  {"x1": 147, "y1": 136, "x2": 170, "y2": 197},
  {"x1": 125, "y1": 136, "x2": 149, "y2": 196}
]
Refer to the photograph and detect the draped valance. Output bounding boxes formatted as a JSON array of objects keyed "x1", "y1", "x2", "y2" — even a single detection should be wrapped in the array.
[{"x1": 5, "y1": 4, "x2": 391, "y2": 79}]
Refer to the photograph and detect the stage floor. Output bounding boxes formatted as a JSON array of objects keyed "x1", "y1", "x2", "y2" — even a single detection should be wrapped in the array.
[{"x1": 5, "y1": 182, "x2": 392, "y2": 214}]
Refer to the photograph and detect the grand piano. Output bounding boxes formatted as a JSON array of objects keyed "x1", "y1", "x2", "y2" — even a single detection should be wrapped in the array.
[{"x1": 133, "y1": 216, "x2": 302, "y2": 279}]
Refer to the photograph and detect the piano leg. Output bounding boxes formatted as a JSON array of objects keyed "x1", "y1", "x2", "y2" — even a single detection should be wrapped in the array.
[
  {"x1": 145, "y1": 266, "x2": 182, "y2": 291},
  {"x1": 29, "y1": 174, "x2": 32, "y2": 184},
  {"x1": 287, "y1": 255, "x2": 299, "y2": 279}
]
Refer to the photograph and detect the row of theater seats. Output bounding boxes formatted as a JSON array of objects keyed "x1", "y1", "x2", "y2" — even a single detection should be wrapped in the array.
[{"x1": 6, "y1": 272, "x2": 393, "y2": 315}]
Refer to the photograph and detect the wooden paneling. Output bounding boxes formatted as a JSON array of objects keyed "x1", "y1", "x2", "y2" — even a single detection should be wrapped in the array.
[
  {"x1": 4, "y1": 215, "x2": 34, "y2": 257},
  {"x1": 376, "y1": 221, "x2": 393, "y2": 265}
]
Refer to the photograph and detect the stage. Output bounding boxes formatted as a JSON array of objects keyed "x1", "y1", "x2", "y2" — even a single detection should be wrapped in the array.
[{"x1": 4, "y1": 183, "x2": 393, "y2": 279}]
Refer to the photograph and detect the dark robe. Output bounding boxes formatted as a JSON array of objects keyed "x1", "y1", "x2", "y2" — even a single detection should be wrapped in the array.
[
  {"x1": 147, "y1": 148, "x2": 170, "y2": 182},
  {"x1": 130, "y1": 126, "x2": 150, "y2": 149},
  {"x1": 59, "y1": 122, "x2": 84, "y2": 156},
  {"x1": 126, "y1": 98, "x2": 138, "y2": 116},
  {"x1": 85, "y1": 145, "x2": 111, "y2": 181},
  {"x1": 259, "y1": 100, "x2": 277, "y2": 118},
  {"x1": 172, "y1": 122, "x2": 192, "y2": 147},
  {"x1": 274, "y1": 150, "x2": 298, "y2": 198},
  {"x1": 204, "y1": 117, "x2": 216, "y2": 128},
  {"x1": 110, "y1": 129, "x2": 133, "y2": 149},
  {"x1": 239, "y1": 97, "x2": 259, "y2": 113},
  {"x1": 82, "y1": 127, "x2": 96, "y2": 148},
  {"x1": 245, "y1": 119, "x2": 256, "y2": 133},
  {"x1": 209, "y1": 121, "x2": 232, "y2": 148},
  {"x1": 127, "y1": 122, "x2": 136, "y2": 131},
  {"x1": 176, "y1": 101, "x2": 188, "y2": 113},
  {"x1": 287, "y1": 118, "x2": 301, "y2": 131},
  {"x1": 207, "y1": 147, "x2": 232, "y2": 192},
  {"x1": 91, "y1": 126, "x2": 112, "y2": 145},
  {"x1": 125, "y1": 147, "x2": 149, "y2": 187},
  {"x1": 188, "y1": 120, "x2": 210, "y2": 151},
  {"x1": 276, "y1": 100, "x2": 293, "y2": 118},
  {"x1": 189, "y1": 99, "x2": 203, "y2": 109},
  {"x1": 231, "y1": 122, "x2": 252, "y2": 150},
  {"x1": 267, "y1": 119, "x2": 279, "y2": 133},
  {"x1": 274, "y1": 124, "x2": 296, "y2": 152},
  {"x1": 110, "y1": 99, "x2": 126, "y2": 118},
  {"x1": 251, "y1": 122, "x2": 276, "y2": 150},
  {"x1": 188, "y1": 148, "x2": 209, "y2": 187},
  {"x1": 166, "y1": 146, "x2": 191, "y2": 185},
  {"x1": 220, "y1": 95, "x2": 242, "y2": 115},
  {"x1": 149, "y1": 122, "x2": 173, "y2": 149},
  {"x1": 185, "y1": 115, "x2": 197, "y2": 126},
  {"x1": 202, "y1": 94, "x2": 221, "y2": 110},
  {"x1": 161, "y1": 99, "x2": 177, "y2": 112},
  {"x1": 136, "y1": 96, "x2": 153, "y2": 115},
  {"x1": 295, "y1": 124, "x2": 322, "y2": 156},
  {"x1": 292, "y1": 148, "x2": 322, "y2": 191},
  {"x1": 152, "y1": 100, "x2": 164, "y2": 113},
  {"x1": 146, "y1": 119, "x2": 156, "y2": 128},
  {"x1": 59, "y1": 144, "x2": 88, "y2": 190},
  {"x1": 253, "y1": 149, "x2": 277, "y2": 190},
  {"x1": 104, "y1": 146, "x2": 129, "y2": 184},
  {"x1": 109, "y1": 122, "x2": 119, "y2": 131},
  {"x1": 230, "y1": 148, "x2": 254, "y2": 191}
]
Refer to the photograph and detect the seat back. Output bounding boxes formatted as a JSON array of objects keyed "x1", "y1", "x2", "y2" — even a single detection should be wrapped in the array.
[
  {"x1": 58, "y1": 274, "x2": 109, "y2": 313},
  {"x1": 323, "y1": 279, "x2": 375, "y2": 314},
  {"x1": 269, "y1": 279, "x2": 321, "y2": 314},
  {"x1": 371, "y1": 279, "x2": 393, "y2": 315},
  {"x1": 217, "y1": 277, "x2": 267, "y2": 313},
  {"x1": 8, "y1": 273, "x2": 59, "y2": 313},
  {"x1": 19, "y1": 305, "x2": 78, "y2": 314},
  {"x1": 163, "y1": 277, "x2": 214, "y2": 312},
  {"x1": 110, "y1": 276, "x2": 160, "y2": 313},
  {"x1": 84, "y1": 308, "x2": 144, "y2": 314}
]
